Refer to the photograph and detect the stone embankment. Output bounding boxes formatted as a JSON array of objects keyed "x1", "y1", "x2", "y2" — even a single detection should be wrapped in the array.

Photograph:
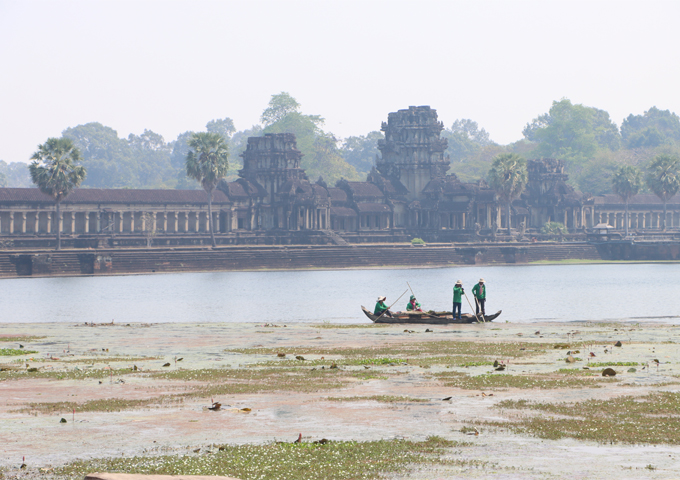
[{"x1": 0, "y1": 243, "x2": 605, "y2": 278}]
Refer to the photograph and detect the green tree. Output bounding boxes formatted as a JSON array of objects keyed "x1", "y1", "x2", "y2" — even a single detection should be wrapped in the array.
[
  {"x1": 206, "y1": 118, "x2": 236, "y2": 141},
  {"x1": 0, "y1": 161, "x2": 32, "y2": 187},
  {"x1": 186, "y1": 132, "x2": 229, "y2": 248},
  {"x1": 524, "y1": 99, "x2": 620, "y2": 169},
  {"x1": 621, "y1": 107, "x2": 680, "y2": 149},
  {"x1": 0, "y1": 169, "x2": 6, "y2": 187},
  {"x1": 611, "y1": 165, "x2": 642, "y2": 236},
  {"x1": 262, "y1": 93, "x2": 360, "y2": 184},
  {"x1": 441, "y1": 119, "x2": 495, "y2": 163},
  {"x1": 170, "y1": 131, "x2": 199, "y2": 189},
  {"x1": 62, "y1": 122, "x2": 135, "y2": 188},
  {"x1": 127, "y1": 129, "x2": 173, "y2": 188},
  {"x1": 28, "y1": 138, "x2": 86, "y2": 250},
  {"x1": 260, "y1": 92, "x2": 302, "y2": 126},
  {"x1": 646, "y1": 154, "x2": 680, "y2": 230},
  {"x1": 488, "y1": 153, "x2": 528, "y2": 234},
  {"x1": 341, "y1": 131, "x2": 384, "y2": 175}
]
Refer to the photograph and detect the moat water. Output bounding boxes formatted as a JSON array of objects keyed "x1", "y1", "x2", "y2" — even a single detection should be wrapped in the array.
[{"x1": 1, "y1": 263, "x2": 679, "y2": 324}]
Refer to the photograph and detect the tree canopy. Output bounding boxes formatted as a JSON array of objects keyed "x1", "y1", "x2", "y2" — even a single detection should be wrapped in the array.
[
  {"x1": 646, "y1": 154, "x2": 680, "y2": 230},
  {"x1": 621, "y1": 107, "x2": 680, "y2": 149},
  {"x1": 29, "y1": 137, "x2": 86, "y2": 249},
  {"x1": 341, "y1": 131, "x2": 384, "y2": 176},
  {"x1": 488, "y1": 153, "x2": 528, "y2": 234},
  {"x1": 261, "y1": 93, "x2": 360, "y2": 184},
  {"x1": 185, "y1": 132, "x2": 230, "y2": 247}
]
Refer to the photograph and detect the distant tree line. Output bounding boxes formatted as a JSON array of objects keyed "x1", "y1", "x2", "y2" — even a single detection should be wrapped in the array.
[{"x1": 4, "y1": 95, "x2": 680, "y2": 199}]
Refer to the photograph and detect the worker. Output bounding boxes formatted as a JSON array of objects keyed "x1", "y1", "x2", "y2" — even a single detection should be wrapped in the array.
[
  {"x1": 471, "y1": 278, "x2": 486, "y2": 316},
  {"x1": 452, "y1": 280, "x2": 464, "y2": 319},
  {"x1": 406, "y1": 295, "x2": 422, "y2": 312},
  {"x1": 374, "y1": 296, "x2": 393, "y2": 317}
]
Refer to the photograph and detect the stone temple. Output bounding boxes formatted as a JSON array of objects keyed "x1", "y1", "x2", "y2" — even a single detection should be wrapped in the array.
[{"x1": 1, "y1": 106, "x2": 680, "y2": 246}]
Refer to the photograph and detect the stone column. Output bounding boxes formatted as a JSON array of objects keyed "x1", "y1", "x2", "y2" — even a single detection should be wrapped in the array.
[
  {"x1": 151, "y1": 212, "x2": 156, "y2": 232},
  {"x1": 8, "y1": 212, "x2": 14, "y2": 234},
  {"x1": 184, "y1": 212, "x2": 189, "y2": 233},
  {"x1": 83, "y1": 212, "x2": 90, "y2": 233},
  {"x1": 162, "y1": 213, "x2": 168, "y2": 232},
  {"x1": 193, "y1": 212, "x2": 200, "y2": 233},
  {"x1": 96, "y1": 212, "x2": 101, "y2": 233},
  {"x1": 116, "y1": 212, "x2": 123, "y2": 233},
  {"x1": 173, "y1": 212, "x2": 178, "y2": 233},
  {"x1": 19, "y1": 212, "x2": 26, "y2": 233},
  {"x1": 46, "y1": 212, "x2": 52, "y2": 233},
  {"x1": 33, "y1": 212, "x2": 39, "y2": 234}
]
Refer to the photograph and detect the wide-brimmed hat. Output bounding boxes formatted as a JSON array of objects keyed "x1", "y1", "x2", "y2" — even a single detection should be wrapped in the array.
[
  {"x1": 410, "y1": 295, "x2": 416, "y2": 300},
  {"x1": 455, "y1": 280, "x2": 462, "y2": 285},
  {"x1": 377, "y1": 296, "x2": 386, "y2": 301},
  {"x1": 479, "y1": 278, "x2": 485, "y2": 283}
]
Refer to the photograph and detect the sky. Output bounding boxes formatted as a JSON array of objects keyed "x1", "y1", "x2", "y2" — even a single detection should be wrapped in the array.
[{"x1": 1, "y1": 0, "x2": 680, "y2": 164}]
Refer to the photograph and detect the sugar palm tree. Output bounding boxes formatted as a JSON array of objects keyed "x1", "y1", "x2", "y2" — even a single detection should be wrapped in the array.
[
  {"x1": 646, "y1": 154, "x2": 680, "y2": 231},
  {"x1": 186, "y1": 132, "x2": 229, "y2": 248},
  {"x1": 29, "y1": 138, "x2": 86, "y2": 250},
  {"x1": 488, "y1": 153, "x2": 528, "y2": 235},
  {"x1": 612, "y1": 165, "x2": 642, "y2": 236}
]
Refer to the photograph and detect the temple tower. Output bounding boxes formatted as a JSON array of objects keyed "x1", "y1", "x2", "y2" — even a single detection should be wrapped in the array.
[
  {"x1": 239, "y1": 133, "x2": 305, "y2": 204},
  {"x1": 376, "y1": 106, "x2": 449, "y2": 200}
]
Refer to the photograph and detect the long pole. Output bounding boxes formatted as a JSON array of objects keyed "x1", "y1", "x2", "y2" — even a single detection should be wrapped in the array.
[
  {"x1": 374, "y1": 289, "x2": 409, "y2": 322},
  {"x1": 464, "y1": 292, "x2": 482, "y2": 323}
]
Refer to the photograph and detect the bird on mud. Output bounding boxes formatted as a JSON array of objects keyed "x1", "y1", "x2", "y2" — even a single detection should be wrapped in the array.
[
  {"x1": 294, "y1": 433, "x2": 302, "y2": 443},
  {"x1": 208, "y1": 402, "x2": 222, "y2": 411}
]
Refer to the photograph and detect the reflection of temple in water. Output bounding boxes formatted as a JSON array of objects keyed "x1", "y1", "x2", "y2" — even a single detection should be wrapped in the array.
[{"x1": 1, "y1": 106, "x2": 680, "y2": 245}]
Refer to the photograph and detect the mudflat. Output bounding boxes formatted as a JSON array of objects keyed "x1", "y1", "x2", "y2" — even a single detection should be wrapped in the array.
[{"x1": 1, "y1": 320, "x2": 680, "y2": 479}]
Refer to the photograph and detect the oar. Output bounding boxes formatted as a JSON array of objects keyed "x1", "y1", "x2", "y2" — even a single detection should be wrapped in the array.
[
  {"x1": 374, "y1": 289, "x2": 409, "y2": 322},
  {"x1": 464, "y1": 291, "x2": 482, "y2": 323}
]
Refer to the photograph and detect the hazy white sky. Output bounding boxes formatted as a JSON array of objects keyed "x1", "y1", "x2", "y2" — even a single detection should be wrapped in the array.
[{"x1": 1, "y1": 0, "x2": 679, "y2": 163}]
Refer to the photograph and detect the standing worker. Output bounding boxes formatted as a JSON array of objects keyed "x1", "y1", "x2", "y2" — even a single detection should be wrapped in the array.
[
  {"x1": 452, "y1": 280, "x2": 464, "y2": 320},
  {"x1": 472, "y1": 278, "x2": 486, "y2": 316}
]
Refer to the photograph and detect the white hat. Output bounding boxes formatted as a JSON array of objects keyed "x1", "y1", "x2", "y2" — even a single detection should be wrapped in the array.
[
  {"x1": 479, "y1": 278, "x2": 485, "y2": 283},
  {"x1": 455, "y1": 280, "x2": 462, "y2": 285},
  {"x1": 377, "y1": 296, "x2": 386, "y2": 301}
]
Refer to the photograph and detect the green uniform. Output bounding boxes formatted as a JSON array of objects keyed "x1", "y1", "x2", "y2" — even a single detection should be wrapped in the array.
[
  {"x1": 374, "y1": 301, "x2": 389, "y2": 315},
  {"x1": 406, "y1": 300, "x2": 421, "y2": 311},
  {"x1": 453, "y1": 286, "x2": 463, "y2": 303},
  {"x1": 472, "y1": 283, "x2": 486, "y2": 300}
]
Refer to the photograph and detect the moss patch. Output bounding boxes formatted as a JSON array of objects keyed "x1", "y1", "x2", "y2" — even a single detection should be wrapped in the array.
[{"x1": 491, "y1": 392, "x2": 680, "y2": 444}]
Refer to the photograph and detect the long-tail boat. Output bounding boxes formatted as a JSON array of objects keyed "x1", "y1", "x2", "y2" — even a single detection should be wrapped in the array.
[{"x1": 360, "y1": 306, "x2": 501, "y2": 324}]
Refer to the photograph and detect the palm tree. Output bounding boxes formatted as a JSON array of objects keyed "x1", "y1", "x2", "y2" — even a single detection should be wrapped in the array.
[
  {"x1": 186, "y1": 132, "x2": 229, "y2": 248},
  {"x1": 611, "y1": 165, "x2": 642, "y2": 236},
  {"x1": 29, "y1": 138, "x2": 86, "y2": 250},
  {"x1": 646, "y1": 154, "x2": 680, "y2": 231},
  {"x1": 488, "y1": 153, "x2": 528, "y2": 235}
]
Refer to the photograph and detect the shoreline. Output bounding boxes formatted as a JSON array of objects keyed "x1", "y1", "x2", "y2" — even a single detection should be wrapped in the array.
[{"x1": 1, "y1": 241, "x2": 678, "y2": 279}]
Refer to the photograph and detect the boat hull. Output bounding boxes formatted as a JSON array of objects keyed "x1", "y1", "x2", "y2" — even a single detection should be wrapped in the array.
[{"x1": 361, "y1": 306, "x2": 501, "y2": 324}]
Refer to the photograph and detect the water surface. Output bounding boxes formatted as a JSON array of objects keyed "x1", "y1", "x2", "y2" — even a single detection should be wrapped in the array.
[{"x1": 1, "y1": 263, "x2": 678, "y2": 324}]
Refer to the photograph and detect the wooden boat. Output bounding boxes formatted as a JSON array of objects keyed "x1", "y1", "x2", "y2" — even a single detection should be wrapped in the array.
[{"x1": 361, "y1": 306, "x2": 501, "y2": 324}]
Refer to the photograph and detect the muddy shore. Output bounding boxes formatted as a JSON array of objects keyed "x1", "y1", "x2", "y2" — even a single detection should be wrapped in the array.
[{"x1": 2, "y1": 320, "x2": 680, "y2": 479}]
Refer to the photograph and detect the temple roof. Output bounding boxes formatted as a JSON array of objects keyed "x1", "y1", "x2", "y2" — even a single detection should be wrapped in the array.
[
  {"x1": 594, "y1": 193, "x2": 680, "y2": 206},
  {"x1": 356, "y1": 203, "x2": 391, "y2": 213},
  {"x1": 0, "y1": 187, "x2": 231, "y2": 205}
]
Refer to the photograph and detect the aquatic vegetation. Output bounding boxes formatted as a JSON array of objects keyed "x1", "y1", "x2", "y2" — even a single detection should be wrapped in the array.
[
  {"x1": 434, "y1": 371, "x2": 616, "y2": 390},
  {"x1": 55, "y1": 437, "x2": 485, "y2": 480},
  {"x1": 0, "y1": 348, "x2": 39, "y2": 356},
  {"x1": 491, "y1": 392, "x2": 680, "y2": 444},
  {"x1": 0, "y1": 336, "x2": 45, "y2": 343}
]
